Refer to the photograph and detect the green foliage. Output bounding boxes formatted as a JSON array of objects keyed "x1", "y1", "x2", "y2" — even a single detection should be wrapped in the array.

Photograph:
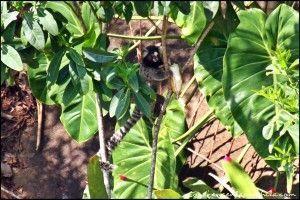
[
  {"x1": 1, "y1": 1, "x2": 299, "y2": 198},
  {"x1": 222, "y1": 158, "x2": 262, "y2": 198},
  {"x1": 223, "y1": 5, "x2": 299, "y2": 175},
  {"x1": 112, "y1": 97, "x2": 186, "y2": 198}
]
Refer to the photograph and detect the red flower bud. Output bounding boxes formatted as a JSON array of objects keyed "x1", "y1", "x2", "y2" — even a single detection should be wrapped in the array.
[
  {"x1": 119, "y1": 175, "x2": 127, "y2": 181},
  {"x1": 224, "y1": 155, "x2": 232, "y2": 162}
]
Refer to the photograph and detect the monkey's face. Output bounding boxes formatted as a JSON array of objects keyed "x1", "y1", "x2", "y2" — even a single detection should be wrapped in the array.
[{"x1": 142, "y1": 46, "x2": 163, "y2": 68}]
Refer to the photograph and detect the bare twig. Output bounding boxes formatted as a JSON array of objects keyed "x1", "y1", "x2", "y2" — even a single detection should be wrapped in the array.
[
  {"x1": 1, "y1": 112, "x2": 14, "y2": 120},
  {"x1": 179, "y1": 75, "x2": 196, "y2": 98},
  {"x1": 95, "y1": 93, "x2": 111, "y2": 198},
  {"x1": 106, "y1": 33, "x2": 179, "y2": 40},
  {"x1": 147, "y1": 91, "x2": 172, "y2": 199},
  {"x1": 128, "y1": 21, "x2": 162, "y2": 52},
  {"x1": 36, "y1": 101, "x2": 43, "y2": 151},
  {"x1": 147, "y1": 15, "x2": 172, "y2": 199},
  {"x1": 181, "y1": 21, "x2": 215, "y2": 73},
  {"x1": 147, "y1": 16, "x2": 162, "y2": 33},
  {"x1": 1, "y1": 185, "x2": 21, "y2": 199}
]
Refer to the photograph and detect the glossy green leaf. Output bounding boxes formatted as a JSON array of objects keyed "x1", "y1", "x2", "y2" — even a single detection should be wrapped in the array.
[
  {"x1": 22, "y1": 13, "x2": 45, "y2": 50},
  {"x1": 68, "y1": 48, "x2": 92, "y2": 95},
  {"x1": 194, "y1": 31, "x2": 242, "y2": 137},
  {"x1": 112, "y1": 118, "x2": 177, "y2": 198},
  {"x1": 223, "y1": 5, "x2": 299, "y2": 168},
  {"x1": 37, "y1": 8, "x2": 59, "y2": 36},
  {"x1": 46, "y1": 49, "x2": 65, "y2": 86},
  {"x1": 222, "y1": 159, "x2": 262, "y2": 198},
  {"x1": 2, "y1": 21, "x2": 16, "y2": 42},
  {"x1": 109, "y1": 88, "x2": 125, "y2": 118},
  {"x1": 133, "y1": 92, "x2": 151, "y2": 119},
  {"x1": 183, "y1": 177, "x2": 228, "y2": 199},
  {"x1": 87, "y1": 154, "x2": 108, "y2": 199},
  {"x1": 1, "y1": 11, "x2": 18, "y2": 29},
  {"x1": 116, "y1": 89, "x2": 130, "y2": 120},
  {"x1": 27, "y1": 53, "x2": 56, "y2": 105},
  {"x1": 160, "y1": 95, "x2": 187, "y2": 141},
  {"x1": 83, "y1": 48, "x2": 117, "y2": 63},
  {"x1": 1, "y1": 44, "x2": 23, "y2": 71},
  {"x1": 62, "y1": 81, "x2": 78, "y2": 106},
  {"x1": 123, "y1": 2, "x2": 133, "y2": 23},
  {"x1": 69, "y1": 60, "x2": 92, "y2": 95},
  {"x1": 154, "y1": 189, "x2": 181, "y2": 199},
  {"x1": 45, "y1": 1, "x2": 84, "y2": 37},
  {"x1": 128, "y1": 73, "x2": 139, "y2": 93},
  {"x1": 175, "y1": 2, "x2": 206, "y2": 45},
  {"x1": 60, "y1": 91, "x2": 98, "y2": 142},
  {"x1": 81, "y1": 2, "x2": 95, "y2": 32},
  {"x1": 133, "y1": 1, "x2": 153, "y2": 17}
]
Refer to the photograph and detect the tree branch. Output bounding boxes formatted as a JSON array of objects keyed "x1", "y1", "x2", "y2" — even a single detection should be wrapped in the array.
[
  {"x1": 95, "y1": 93, "x2": 111, "y2": 198},
  {"x1": 147, "y1": 90, "x2": 172, "y2": 199},
  {"x1": 106, "y1": 33, "x2": 180, "y2": 40},
  {"x1": 181, "y1": 21, "x2": 215, "y2": 73}
]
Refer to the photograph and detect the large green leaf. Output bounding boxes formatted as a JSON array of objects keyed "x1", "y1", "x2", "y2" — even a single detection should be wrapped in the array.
[
  {"x1": 112, "y1": 98, "x2": 186, "y2": 198},
  {"x1": 87, "y1": 154, "x2": 108, "y2": 199},
  {"x1": 83, "y1": 48, "x2": 117, "y2": 63},
  {"x1": 1, "y1": 11, "x2": 18, "y2": 29},
  {"x1": 68, "y1": 48, "x2": 93, "y2": 95},
  {"x1": 223, "y1": 5, "x2": 299, "y2": 168},
  {"x1": 175, "y1": 2, "x2": 206, "y2": 45},
  {"x1": 46, "y1": 49, "x2": 65, "y2": 87},
  {"x1": 1, "y1": 44, "x2": 23, "y2": 71},
  {"x1": 194, "y1": 32, "x2": 242, "y2": 137},
  {"x1": 160, "y1": 95, "x2": 187, "y2": 141},
  {"x1": 37, "y1": 8, "x2": 59, "y2": 36},
  {"x1": 60, "y1": 91, "x2": 98, "y2": 142},
  {"x1": 112, "y1": 119, "x2": 177, "y2": 198},
  {"x1": 22, "y1": 13, "x2": 45, "y2": 50},
  {"x1": 45, "y1": 1, "x2": 84, "y2": 37},
  {"x1": 133, "y1": 1, "x2": 153, "y2": 17},
  {"x1": 27, "y1": 53, "x2": 55, "y2": 105}
]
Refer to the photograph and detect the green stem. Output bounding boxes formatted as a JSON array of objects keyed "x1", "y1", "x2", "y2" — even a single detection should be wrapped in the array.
[
  {"x1": 173, "y1": 110, "x2": 214, "y2": 143},
  {"x1": 106, "y1": 33, "x2": 180, "y2": 40},
  {"x1": 174, "y1": 111, "x2": 215, "y2": 156}
]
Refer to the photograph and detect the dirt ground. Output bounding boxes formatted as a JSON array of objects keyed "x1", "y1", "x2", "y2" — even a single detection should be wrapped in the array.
[{"x1": 1, "y1": 19, "x2": 299, "y2": 199}]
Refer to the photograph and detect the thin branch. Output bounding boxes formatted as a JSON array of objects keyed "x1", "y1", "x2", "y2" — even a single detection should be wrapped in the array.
[
  {"x1": 176, "y1": 141, "x2": 224, "y2": 172},
  {"x1": 106, "y1": 33, "x2": 180, "y2": 40},
  {"x1": 179, "y1": 75, "x2": 196, "y2": 98},
  {"x1": 147, "y1": 15, "x2": 172, "y2": 199},
  {"x1": 95, "y1": 93, "x2": 111, "y2": 198},
  {"x1": 147, "y1": 16, "x2": 162, "y2": 33},
  {"x1": 208, "y1": 173, "x2": 238, "y2": 197},
  {"x1": 36, "y1": 101, "x2": 43, "y2": 151},
  {"x1": 181, "y1": 21, "x2": 215, "y2": 73},
  {"x1": 128, "y1": 20, "x2": 162, "y2": 52},
  {"x1": 1, "y1": 185, "x2": 21, "y2": 199},
  {"x1": 147, "y1": 91, "x2": 173, "y2": 199}
]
